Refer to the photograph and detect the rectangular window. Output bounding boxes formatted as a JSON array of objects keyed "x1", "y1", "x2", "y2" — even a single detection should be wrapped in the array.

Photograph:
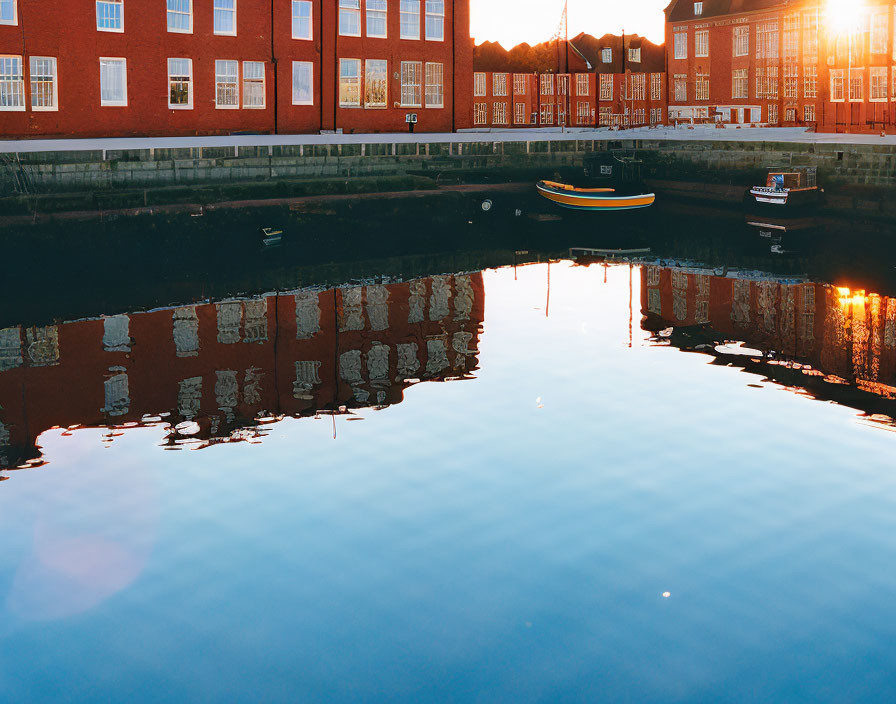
[
  {"x1": 628, "y1": 48, "x2": 641, "y2": 63},
  {"x1": 871, "y1": 67, "x2": 887, "y2": 101},
  {"x1": 732, "y1": 68, "x2": 748, "y2": 99},
  {"x1": 673, "y1": 74, "x2": 686, "y2": 102},
  {"x1": 695, "y1": 30, "x2": 708, "y2": 58},
  {"x1": 576, "y1": 101, "x2": 590, "y2": 124},
  {"x1": 804, "y1": 104, "x2": 815, "y2": 122},
  {"x1": 167, "y1": 0, "x2": 192, "y2": 33},
  {"x1": 400, "y1": 0, "x2": 420, "y2": 40},
  {"x1": 540, "y1": 73, "x2": 553, "y2": 96},
  {"x1": 400, "y1": 60, "x2": 422, "y2": 106},
  {"x1": 576, "y1": 73, "x2": 589, "y2": 96},
  {"x1": 830, "y1": 69, "x2": 844, "y2": 102},
  {"x1": 0, "y1": 0, "x2": 16, "y2": 25},
  {"x1": 0, "y1": 55, "x2": 24, "y2": 110},
  {"x1": 651, "y1": 73, "x2": 662, "y2": 101},
  {"x1": 756, "y1": 21, "x2": 778, "y2": 59},
  {"x1": 425, "y1": 62, "x2": 443, "y2": 107},
  {"x1": 367, "y1": 0, "x2": 387, "y2": 38},
  {"x1": 632, "y1": 73, "x2": 646, "y2": 100},
  {"x1": 168, "y1": 57, "x2": 192, "y2": 109},
  {"x1": 473, "y1": 103, "x2": 486, "y2": 125},
  {"x1": 243, "y1": 61, "x2": 265, "y2": 108},
  {"x1": 514, "y1": 102, "x2": 525, "y2": 124},
  {"x1": 473, "y1": 72, "x2": 486, "y2": 97},
  {"x1": 292, "y1": 0, "x2": 312, "y2": 40},
  {"x1": 99, "y1": 57, "x2": 127, "y2": 106},
  {"x1": 292, "y1": 61, "x2": 313, "y2": 105},
  {"x1": 215, "y1": 59, "x2": 238, "y2": 108},
  {"x1": 599, "y1": 74, "x2": 612, "y2": 101},
  {"x1": 513, "y1": 74, "x2": 527, "y2": 95},
  {"x1": 872, "y1": 13, "x2": 888, "y2": 55},
  {"x1": 674, "y1": 32, "x2": 687, "y2": 60},
  {"x1": 803, "y1": 65, "x2": 817, "y2": 98},
  {"x1": 338, "y1": 0, "x2": 360, "y2": 36},
  {"x1": 214, "y1": 0, "x2": 236, "y2": 35},
  {"x1": 96, "y1": 0, "x2": 123, "y2": 32},
  {"x1": 364, "y1": 59, "x2": 387, "y2": 107},
  {"x1": 493, "y1": 73, "x2": 507, "y2": 96},
  {"x1": 784, "y1": 63, "x2": 798, "y2": 99},
  {"x1": 849, "y1": 68, "x2": 863, "y2": 102},
  {"x1": 803, "y1": 12, "x2": 818, "y2": 57},
  {"x1": 733, "y1": 25, "x2": 749, "y2": 57},
  {"x1": 425, "y1": 0, "x2": 444, "y2": 41},
  {"x1": 694, "y1": 2, "x2": 702, "y2": 16},
  {"x1": 783, "y1": 15, "x2": 799, "y2": 58},
  {"x1": 29, "y1": 56, "x2": 57, "y2": 111},
  {"x1": 696, "y1": 73, "x2": 709, "y2": 101},
  {"x1": 768, "y1": 103, "x2": 778, "y2": 124},
  {"x1": 493, "y1": 102, "x2": 507, "y2": 125},
  {"x1": 339, "y1": 58, "x2": 361, "y2": 106},
  {"x1": 540, "y1": 104, "x2": 553, "y2": 124},
  {"x1": 601, "y1": 48, "x2": 612, "y2": 63}
]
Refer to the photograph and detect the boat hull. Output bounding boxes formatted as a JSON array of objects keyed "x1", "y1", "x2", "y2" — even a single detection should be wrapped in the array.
[{"x1": 536, "y1": 182, "x2": 655, "y2": 211}]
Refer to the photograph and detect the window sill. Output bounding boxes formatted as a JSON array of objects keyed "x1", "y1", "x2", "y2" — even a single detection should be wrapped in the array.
[
  {"x1": 0, "y1": 106, "x2": 26, "y2": 112},
  {"x1": 215, "y1": 104, "x2": 240, "y2": 109},
  {"x1": 167, "y1": 28, "x2": 194, "y2": 34},
  {"x1": 97, "y1": 26, "x2": 125, "y2": 33},
  {"x1": 214, "y1": 31, "x2": 237, "y2": 37},
  {"x1": 100, "y1": 102, "x2": 128, "y2": 107},
  {"x1": 292, "y1": 100, "x2": 314, "y2": 106},
  {"x1": 169, "y1": 105, "x2": 194, "y2": 110},
  {"x1": 292, "y1": 36, "x2": 313, "y2": 41},
  {"x1": 243, "y1": 105, "x2": 267, "y2": 109},
  {"x1": 31, "y1": 106, "x2": 59, "y2": 112}
]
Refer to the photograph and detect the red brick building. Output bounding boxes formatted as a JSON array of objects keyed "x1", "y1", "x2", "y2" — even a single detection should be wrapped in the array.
[
  {"x1": 0, "y1": 0, "x2": 473, "y2": 138},
  {"x1": 471, "y1": 35, "x2": 667, "y2": 129},
  {"x1": 664, "y1": 0, "x2": 896, "y2": 132}
]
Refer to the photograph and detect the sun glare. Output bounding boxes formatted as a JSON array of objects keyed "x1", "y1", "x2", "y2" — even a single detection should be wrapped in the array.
[{"x1": 825, "y1": 0, "x2": 865, "y2": 33}]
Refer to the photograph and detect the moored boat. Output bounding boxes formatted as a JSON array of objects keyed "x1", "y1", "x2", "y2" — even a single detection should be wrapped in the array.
[
  {"x1": 748, "y1": 168, "x2": 823, "y2": 210},
  {"x1": 536, "y1": 181, "x2": 655, "y2": 211}
]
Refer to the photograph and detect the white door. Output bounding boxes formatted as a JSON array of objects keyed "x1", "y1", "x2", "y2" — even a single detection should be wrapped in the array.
[{"x1": 750, "y1": 107, "x2": 761, "y2": 123}]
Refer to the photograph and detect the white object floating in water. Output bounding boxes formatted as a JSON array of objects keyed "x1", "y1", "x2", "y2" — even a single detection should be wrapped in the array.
[{"x1": 662, "y1": 592, "x2": 671, "y2": 599}]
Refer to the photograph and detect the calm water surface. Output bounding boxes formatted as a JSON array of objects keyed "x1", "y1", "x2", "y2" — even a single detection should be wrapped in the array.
[{"x1": 2, "y1": 224, "x2": 896, "y2": 702}]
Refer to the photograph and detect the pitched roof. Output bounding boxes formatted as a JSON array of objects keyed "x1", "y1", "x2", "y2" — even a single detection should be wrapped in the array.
[{"x1": 665, "y1": 0, "x2": 787, "y2": 22}]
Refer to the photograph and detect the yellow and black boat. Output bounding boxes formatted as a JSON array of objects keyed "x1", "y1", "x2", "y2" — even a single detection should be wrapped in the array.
[{"x1": 536, "y1": 181, "x2": 655, "y2": 211}]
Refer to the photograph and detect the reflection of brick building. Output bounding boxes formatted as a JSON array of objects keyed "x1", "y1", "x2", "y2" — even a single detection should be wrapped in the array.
[
  {"x1": 641, "y1": 264, "x2": 896, "y2": 396},
  {"x1": 0, "y1": 274, "x2": 484, "y2": 471}
]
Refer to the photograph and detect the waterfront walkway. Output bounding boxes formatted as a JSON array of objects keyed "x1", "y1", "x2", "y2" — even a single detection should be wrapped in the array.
[{"x1": 3, "y1": 126, "x2": 896, "y2": 154}]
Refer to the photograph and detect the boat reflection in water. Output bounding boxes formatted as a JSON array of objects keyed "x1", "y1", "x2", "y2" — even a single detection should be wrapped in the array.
[
  {"x1": 0, "y1": 273, "x2": 484, "y2": 473},
  {"x1": 640, "y1": 263, "x2": 896, "y2": 427}
]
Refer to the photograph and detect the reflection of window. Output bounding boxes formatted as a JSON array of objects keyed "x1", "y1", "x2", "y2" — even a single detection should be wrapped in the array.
[
  {"x1": 292, "y1": 61, "x2": 313, "y2": 105},
  {"x1": 30, "y1": 56, "x2": 57, "y2": 110},
  {"x1": 425, "y1": 62, "x2": 443, "y2": 107},
  {"x1": 213, "y1": 0, "x2": 236, "y2": 35},
  {"x1": 365, "y1": 59, "x2": 387, "y2": 107},
  {"x1": 168, "y1": 58, "x2": 192, "y2": 109},
  {"x1": 367, "y1": 0, "x2": 386, "y2": 38},
  {"x1": 400, "y1": 61, "x2": 422, "y2": 106},
  {"x1": 425, "y1": 0, "x2": 444, "y2": 41},
  {"x1": 100, "y1": 57, "x2": 127, "y2": 106},
  {"x1": 292, "y1": 0, "x2": 312, "y2": 39},
  {"x1": 0, "y1": 55, "x2": 25, "y2": 110},
  {"x1": 97, "y1": 0, "x2": 123, "y2": 31},
  {"x1": 339, "y1": 0, "x2": 360, "y2": 36},
  {"x1": 400, "y1": 0, "x2": 420, "y2": 39},
  {"x1": 167, "y1": 0, "x2": 192, "y2": 33},
  {"x1": 339, "y1": 58, "x2": 361, "y2": 107},
  {"x1": 215, "y1": 59, "x2": 238, "y2": 108},
  {"x1": 243, "y1": 61, "x2": 265, "y2": 108}
]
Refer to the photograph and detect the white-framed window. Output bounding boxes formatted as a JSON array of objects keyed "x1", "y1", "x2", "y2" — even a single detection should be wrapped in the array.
[
  {"x1": 674, "y1": 32, "x2": 687, "y2": 59},
  {"x1": 732, "y1": 68, "x2": 748, "y2": 99},
  {"x1": 628, "y1": 48, "x2": 640, "y2": 63},
  {"x1": 214, "y1": 0, "x2": 236, "y2": 36},
  {"x1": 400, "y1": 60, "x2": 422, "y2": 106},
  {"x1": 400, "y1": 0, "x2": 420, "y2": 40},
  {"x1": 673, "y1": 74, "x2": 686, "y2": 102},
  {"x1": 0, "y1": 0, "x2": 17, "y2": 26},
  {"x1": 513, "y1": 73, "x2": 527, "y2": 95},
  {"x1": 493, "y1": 73, "x2": 507, "y2": 96},
  {"x1": 339, "y1": 58, "x2": 361, "y2": 106},
  {"x1": 576, "y1": 101, "x2": 590, "y2": 124},
  {"x1": 695, "y1": 30, "x2": 708, "y2": 58},
  {"x1": 870, "y1": 67, "x2": 887, "y2": 101},
  {"x1": 599, "y1": 74, "x2": 612, "y2": 101},
  {"x1": 694, "y1": 2, "x2": 702, "y2": 16},
  {"x1": 473, "y1": 102, "x2": 486, "y2": 125},
  {"x1": 540, "y1": 104, "x2": 553, "y2": 124},
  {"x1": 367, "y1": 0, "x2": 387, "y2": 38},
  {"x1": 29, "y1": 56, "x2": 57, "y2": 111},
  {"x1": 696, "y1": 73, "x2": 709, "y2": 101},
  {"x1": 767, "y1": 103, "x2": 778, "y2": 124},
  {"x1": 849, "y1": 68, "x2": 863, "y2": 102},
  {"x1": 365, "y1": 59, "x2": 387, "y2": 107},
  {"x1": 167, "y1": 0, "x2": 192, "y2": 33},
  {"x1": 292, "y1": 60, "x2": 313, "y2": 105},
  {"x1": 733, "y1": 25, "x2": 749, "y2": 57},
  {"x1": 215, "y1": 59, "x2": 239, "y2": 108},
  {"x1": 514, "y1": 102, "x2": 525, "y2": 124},
  {"x1": 804, "y1": 104, "x2": 815, "y2": 122},
  {"x1": 243, "y1": 61, "x2": 265, "y2": 108},
  {"x1": 803, "y1": 64, "x2": 817, "y2": 99},
  {"x1": 575, "y1": 73, "x2": 588, "y2": 96},
  {"x1": 784, "y1": 63, "x2": 798, "y2": 99},
  {"x1": 872, "y1": 13, "x2": 888, "y2": 55},
  {"x1": 830, "y1": 69, "x2": 844, "y2": 102},
  {"x1": 756, "y1": 20, "x2": 778, "y2": 59},
  {"x1": 168, "y1": 57, "x2": 193, "y2": 109},
  {"x1": 99, "y1": 57, "x2": 127, "y2": 106},
  {"x1": 540, "y1": 73, "x2": 553, "y2": 95},
  {"x1": 803, "y1": 11, "x2": 818, "y2": 57},
  {"x1": 292, "y1": 0, "x2": 312, "y2": 40},
  {"x1": 473, "y1": 72, "x2": 486, "y2": 97},
  {"x1": 651, "y1": 73, "x2": 662, "y2": 100},
  {"x1": 425, "y1": 0, "x2": 444, "y2": 41},
  {"x1": 493, "y1": 102, "x2": 507, "y2": 124},
  {"x1": 96, "y1": 0, "x2": 123, "y2": 32},
  {"x1": 425, "y1": 62, "x2": 443, "y2": 107},
  {"x1": 783, "y1": 14, "x2": 798, "y2": 58},
  {"x1": 785, "y1": 107, "x2": 796, "y2": 123},
  {"x1": 632, "y1": 73, "x2": 646, "y2": 100},
  {"x1": 338, "y1": 0, "x2": 360, "y2": 36},
  {"x1": 0, "y1": 55, "x2": 24, "y2": 110},
  {"x1": 601, "y1": 48, "x2": 612, "y2": 63},
  {"x1": 598, "y1": 107, "x2": 611, "y2": 126}
]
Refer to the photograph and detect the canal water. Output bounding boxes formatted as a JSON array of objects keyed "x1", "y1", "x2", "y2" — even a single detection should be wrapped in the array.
[{"x1": 2, "y1": 198, "x2": 896, "y2": 702}]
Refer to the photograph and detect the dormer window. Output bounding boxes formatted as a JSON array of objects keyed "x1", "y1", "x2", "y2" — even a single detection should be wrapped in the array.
[
  {"x1": 694, "y1": 2, "x2": 703, "y2": 16},
  {"x1": 628, "y1": 48, "x2": 641, "y2": 62},
  {"x1": 601, "y1": 48, "x2": 612, "y2": 63}
]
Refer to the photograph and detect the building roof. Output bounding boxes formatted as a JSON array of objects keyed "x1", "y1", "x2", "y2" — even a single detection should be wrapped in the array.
[
  {"x1": 571, "y1": 33, "x2": 666, "y2": 74},
  {"x1": 665, "y1": 0, "x2": 787, "y2": 22}
]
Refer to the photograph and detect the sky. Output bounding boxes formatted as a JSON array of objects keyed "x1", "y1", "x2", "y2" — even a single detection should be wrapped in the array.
[{"x1": 471, "y1": 0, "x2": 668, "y2": 47}]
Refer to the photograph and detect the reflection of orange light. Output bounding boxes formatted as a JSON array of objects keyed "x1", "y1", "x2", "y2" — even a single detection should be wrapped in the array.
[{"x1": 826, "y1": 0, "x2": 866, "y2": 33}]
